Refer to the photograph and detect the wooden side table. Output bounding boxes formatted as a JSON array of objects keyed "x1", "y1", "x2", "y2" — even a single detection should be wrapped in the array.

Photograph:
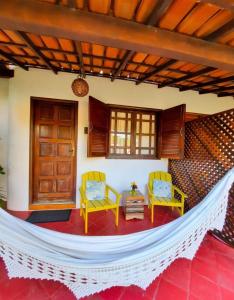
[{"x1": 122, "y1": 190, "x2": 145, "y2": 220}]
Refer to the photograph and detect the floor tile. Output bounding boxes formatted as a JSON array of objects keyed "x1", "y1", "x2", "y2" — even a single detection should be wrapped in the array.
[
  {"x1": 191, "y1": 257, "x2": 218, "y2": 283},
  {"x1": 217, "y1": 266, "x2": 234, "y2": 293},
  {"x1": 220, "y1": 287, "x2": 234, "y2": 300},
  {"x1": 155, "y1": 278, "x2": 188, "y2": 300},
  {"x1": 0, "y1": 208, "x2": 233, "y2": 300},
  {"x1": 162, "y1": 258, "x2": 191, "y2": 291},
  {"x1": 190, "y1": 271, "x2": 221, "y2": 300}
]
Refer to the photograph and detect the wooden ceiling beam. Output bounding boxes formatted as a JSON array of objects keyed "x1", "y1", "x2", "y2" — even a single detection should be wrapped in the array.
[
  {"x1": 180, "y1": 75, "x2": 234, "y2": 91},
  {"x1": 199, "y1": 85, "x2": 234, "y2": 94},
  {"x1": 158, "y1": 66, "x2": 215, "y2": 88},
  {"x1": 199, "y1": 0, "x2": 234, "y2": 12},
  {"x1": 136, "y1": 59, "x2": 177, "y2": 85},
  {"x1": 73, "y1": 41, "x2": 85, "y2": 77},
  {"x1": 0, "y1": 49, "x2": 28, "y2": 70},
  {"x1": 1, "y1": 1, "x2": 234, "y2": 72},
  {"x1": 205, "y1": 19, "x2": 234, "y2": 41},
  {"x1": 17, "y1": 31, "x2": 57, "y2": 74}
]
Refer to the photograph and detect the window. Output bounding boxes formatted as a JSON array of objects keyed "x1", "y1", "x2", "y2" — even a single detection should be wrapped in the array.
[
  {"x1": 109, "y1": 109, "x2": 157, "y2": 159},
  {"x1": 88, "y1": 96, "x2": 186, "y2": 160}
]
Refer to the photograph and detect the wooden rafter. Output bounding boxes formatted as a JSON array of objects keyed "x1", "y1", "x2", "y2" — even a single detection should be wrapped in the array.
[
  {"x1": 199, "y1": 85, "x2": 234, "y2": 94},
  {"x1": 37, "y1": 47, "x2": 122, "y2": 63},
  {"x1": 17, "y1": 31, "x2": 57, "y2": 74},
  {"x1": 14, "y1": 54, "x2": 38, "y2": 59},
  {"x1": 158, "y1": 67, "x2": 215, "y2": 88},
  {"x1": 146, "y1": 0, "x2": 174, "y2": 25},
  {"x1": 180, "y1": 75, "x2": 234, "y2": 91},
  {"x1": 205, "y1": 19, "x2": 234, "y2": 41},
  {"x1": 217, "y1": 92, "x2": 234, "y2": 97},
  {"x1": 0, "y1": 41, "x2": 27, "y2": 48},
  {"x1": 199, "y1": 0, "x2": 234, "y2": 12},
  {"x1": 1, "y1": 1, "x2": 234, "y2": 72},
  {"x1": 136, "y1": 59, "x2": 177, "y2": 85},
  {"x1": 112, "y1": 0, "x2": 174, "y2": 82},
  {"x1": 0, "y1": 48, "x2": 28, "y2": 70},
  {"x1": 111, "y1": 50, "x2": 134, "y2": 81},
  {"x1": 23, "y1": 46, "x2": 202, "y2": 74},
  {"x1": 73, "y1": 41, "x2": 85, "y2": 77},
  {"x1": 68, "y1": 0, "x2": 76, "y2": 9}
]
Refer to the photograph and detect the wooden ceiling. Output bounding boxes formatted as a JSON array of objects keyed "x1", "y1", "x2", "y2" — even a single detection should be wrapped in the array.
[{"x1": 0, "y1": 0, "x2": 234, "y2": 97}]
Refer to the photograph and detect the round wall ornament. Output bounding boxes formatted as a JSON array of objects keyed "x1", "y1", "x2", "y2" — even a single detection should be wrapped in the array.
[{"x1": 71, "y1": 77, "x2": 89, "y2": 97}]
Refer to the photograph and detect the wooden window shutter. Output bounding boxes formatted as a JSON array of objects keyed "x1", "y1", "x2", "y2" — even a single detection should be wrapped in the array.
[
  {"x1": 87, "y1": 96, "x2": 110, "y2": 157},
  {"x1": 158, "y1": 104, "x2": 186, "y2": 159}
]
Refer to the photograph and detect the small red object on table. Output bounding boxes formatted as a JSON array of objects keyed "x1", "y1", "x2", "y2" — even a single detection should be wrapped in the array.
[{"x1": 122, "y1": 190, "x2": 145, "y2": 220}]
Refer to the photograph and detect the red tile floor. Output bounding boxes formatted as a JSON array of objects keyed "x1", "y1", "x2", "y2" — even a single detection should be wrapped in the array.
[{"x1": 0, "y1": 207, "x2": 234, "y2": 300}]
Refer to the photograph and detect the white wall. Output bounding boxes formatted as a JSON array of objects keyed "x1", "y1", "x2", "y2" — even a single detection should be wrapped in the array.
[
  {"x1": 0, "y1": 78, "x2": 9, "y2": 197},
  {"x1": 7, "y1": 68, "x2": 234, "y2": 210}
]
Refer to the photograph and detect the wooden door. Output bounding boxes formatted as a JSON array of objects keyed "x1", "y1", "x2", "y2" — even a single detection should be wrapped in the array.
[{"x1": 31, "y1": 98, "x2": 78, "y2": 205}]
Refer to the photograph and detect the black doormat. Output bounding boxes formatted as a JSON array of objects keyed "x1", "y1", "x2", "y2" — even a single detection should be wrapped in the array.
[{"x1": 26, "y1": 209, "x2": 71, "y2": 223}]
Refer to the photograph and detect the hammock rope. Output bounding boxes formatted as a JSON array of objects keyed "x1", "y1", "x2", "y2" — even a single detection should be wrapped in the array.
[{"x1": 0, "y1": 168, "x2": 233, "y2": 299}]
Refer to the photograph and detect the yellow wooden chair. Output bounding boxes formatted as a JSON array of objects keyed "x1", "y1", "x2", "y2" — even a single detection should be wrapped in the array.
[
  {"x1": 148, "y1": 171, "x2": 187, "y2": 223},
  {"x1": 79, "y1": 171, "x2": 121, "y2": 233}
]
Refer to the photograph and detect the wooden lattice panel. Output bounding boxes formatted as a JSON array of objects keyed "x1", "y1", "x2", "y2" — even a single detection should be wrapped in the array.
[{"x1": 169, "y1": 109, "x2": 234, "y2": 246}]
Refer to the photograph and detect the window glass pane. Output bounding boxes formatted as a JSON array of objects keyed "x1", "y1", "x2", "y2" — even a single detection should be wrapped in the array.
[
  {"x1": 117, "y1": 112, "x2": 126, "y2": 118},
  {"x1": 116, "y1": 148, "x2": 124, "y2": 154},
  {"x1": 116, "y1": 134, "x2": 125, "y2": 147},
  {"x1": 142, "y1": 122, "x2": 150, "y2": 134},
  {"x1": 141, "y1": 136, "x2": 150, "y2": 147},
  {"x1": 141, "y1": 149, "x2": 150, "y2": 155},
  {"x1": 127, "y1": 135, "x2": 131, "y2": 147},
  {"x1": 110, "y1": 133, "x2": 115, "y2": 146},
  {"x1": 111, "y1": 119, "x2": 115, "y2": 131},
  {"x1": 136, "y1": 135, "x2": 139, "y2": 147},
  {"x1": 136, "y1": 121, "x2": 140, "y2": 133},
  {"x1": 117, "y1": 119, "x2": 126, "y2": 132},
  {"x1": 142, "y1": 114, "x2": 150, "y2": 120},
  {"x1": 127, "y1": 120, "x2": 131, "y2": 133},
  {"x1": 109, "y1": 109, "x2": 157, "y2": 158}
]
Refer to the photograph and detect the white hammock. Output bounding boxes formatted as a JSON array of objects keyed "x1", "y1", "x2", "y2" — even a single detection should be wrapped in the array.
[{"x1": 0, "y1": 169, "x2": 233, "y2": 299}]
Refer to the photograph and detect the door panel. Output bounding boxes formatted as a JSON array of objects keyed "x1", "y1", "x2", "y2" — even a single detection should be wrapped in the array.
[{"x1": 31, "y1": 99, "x2": 77, "y2": 204}]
